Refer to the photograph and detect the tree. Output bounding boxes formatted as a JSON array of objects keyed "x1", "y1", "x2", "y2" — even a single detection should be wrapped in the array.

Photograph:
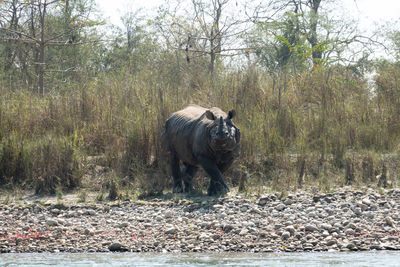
[
  {"x1": 101, "y1": 8, "x2": 161, "y2": 76},
  {"x1": 247, "y1": 11, "x2": 309, "y2": 109},
  {"x1": 0, "y1": 0, "x2": 100, "y2": 92},
  {"x1": 0, "y1": 0, "x2": 25, "y2": 72},
  {"x1": 192, "y1": 0, "x2": 224, "y2": 75},
  {"x1": 374, "y1": 60, "x2": 400, "y2": 149},
  {"x1": 305, "y1": 0, "x2": 322, "y2": 65},
  {"x1": 156, "y1": 0, "x2": 249, "y2": 77},
  {"x1": 247, "y1": 0, "x2": 364, "y2": 69},
  {"x1": 248, "y1": 11, "x2": 308, "y2": 73}
]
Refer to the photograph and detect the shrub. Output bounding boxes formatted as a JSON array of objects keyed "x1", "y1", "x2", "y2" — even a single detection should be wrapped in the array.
[
  {"x1": 32, "y1": 136, "x2": 82, "y2": 195},
  {"x1": 0, "y1": 136, "x2": 32, "y2": 186}
]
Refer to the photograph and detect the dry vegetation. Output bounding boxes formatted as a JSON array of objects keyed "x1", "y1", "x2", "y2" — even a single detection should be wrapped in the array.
[
  {"x1": 1, "y1": 63, "x2": 400, "y2": 198},
  {"x1": 1, "y1": 0, "x2": 400, "y2": 199}
]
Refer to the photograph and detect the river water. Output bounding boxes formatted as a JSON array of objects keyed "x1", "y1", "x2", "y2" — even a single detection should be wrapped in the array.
[{"x1": 1, "y1": 251, "x2": 399, "y2": 266}]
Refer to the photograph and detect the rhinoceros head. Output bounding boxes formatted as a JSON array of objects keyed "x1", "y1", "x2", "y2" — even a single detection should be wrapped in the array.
[{"x1": 205, "y1": 109, "x2": 238, "y2": 150}]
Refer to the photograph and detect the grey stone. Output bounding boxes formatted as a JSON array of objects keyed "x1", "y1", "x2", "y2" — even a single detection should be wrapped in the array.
[
  {"x1": 345, "y1": 228, "x2": 354, "y2": 235},
  {"x1": 46, "y1": 219, "x2": 58, "y2": 226},
  {"x1": 86, "y1": 209, "x2": 96, "y2": 216},
  {"x1": 281, "y1": 231, "x2": 290, "y2": 240},
  {"x1": 108, "y1": 242, "x2": 128, "y2": 252},
  {"x1": 83, "y1": 228, "x2": 92, "y2": 235},
  {"x1": 164, "y1": 211, "x2": 174, "y2": 218},
  {"x1": 285, "y1": 226, "x2": 295, "y2": 234},
  {"x1": 305, "y1": 224, "x2": 318, "y2": 232},
  {"x1": 118, "y1": 222, "x2": 129, "y2": 228},
  {"x1": 275, "y1": 203, "x2": 286, "y2": 211},
  {"x1": 320, "y1": 223, "x2": 332, "y2": 231},
  {"x1": 284, "y1": 198, "x2": 293, "y2": 205},
  {"x1": 385, "y1": 217, "x2": 395, "y2": 227},
  {"x1": 353, "y1": 207, "x2": 362, "y2": 216},
  {"x1": 165, "y1": 226, "x2": 177, "y2": 235},
  {"x1": 239, "y1": 228, "x2": 249, "y2": 236},
  {"x1": 258, "y1": 197, "x2": 269, "y2": 206},
  {"x1": 362, "y1": 198, "x2": 371, "y2": 206}
]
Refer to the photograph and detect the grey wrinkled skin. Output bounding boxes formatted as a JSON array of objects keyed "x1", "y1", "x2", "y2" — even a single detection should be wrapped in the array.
[{"x1": 161, "y1": 104, "x2": 240, "y2": 195}]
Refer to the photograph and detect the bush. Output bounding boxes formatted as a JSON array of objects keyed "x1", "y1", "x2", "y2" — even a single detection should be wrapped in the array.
[
  {"x1": 0, "y1": 136, "x2": 32, "y2": 186},
  {"x1": 0, "y1": 133, "x2": 82, "y2": 194},
  {"x1": 32, "y1": 136, "x2": 82, "y2": 195}
]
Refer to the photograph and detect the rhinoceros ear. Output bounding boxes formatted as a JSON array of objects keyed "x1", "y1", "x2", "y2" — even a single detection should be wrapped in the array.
[
  {"x1": 205, "y1": 110, "x2": 216, "y2": 120},
  {"x1": 228, "y1": 110, "x2": 236, "y2": 120}
]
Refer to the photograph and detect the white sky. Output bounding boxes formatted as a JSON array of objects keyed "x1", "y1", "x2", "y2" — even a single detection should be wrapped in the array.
[
  {"x1": 95, "y1": 0, "x2": 162, "y2": 27},
  {"x1": 344, "y1": 0, "x2": 400, "y2": 28},
  {"x1": 96, "y1": 0, "x2": 400, "y2": 29}
]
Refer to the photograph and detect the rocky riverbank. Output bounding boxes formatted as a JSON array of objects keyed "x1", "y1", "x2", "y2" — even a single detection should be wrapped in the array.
[{"x1": 1, "y1": 188, "x2": 400, "y2": 253}]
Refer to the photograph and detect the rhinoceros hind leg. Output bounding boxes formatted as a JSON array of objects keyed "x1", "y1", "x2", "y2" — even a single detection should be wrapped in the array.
[
  {"x1": 182, "y1": 163, "x2": 198, "y2": 193},
  {"x1": 170, "y1": 151, "x2": 183, "y2": 193}
]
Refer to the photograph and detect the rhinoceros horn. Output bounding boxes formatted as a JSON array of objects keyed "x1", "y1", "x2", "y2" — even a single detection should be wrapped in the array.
[{"x1": 217, "y1": 116, "x2": 224, "y2": 136}]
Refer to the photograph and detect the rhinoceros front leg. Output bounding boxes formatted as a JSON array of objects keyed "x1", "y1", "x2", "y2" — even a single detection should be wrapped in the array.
[
  {"x1": 198, "y1": 156, "x2": 230, "y2": 195},
  {"x1": 218, "y1": 160, "x2": 234, "y2": 174},
  {"x1": 170, "y1": 151, "x2": 183, "y2": 193}
]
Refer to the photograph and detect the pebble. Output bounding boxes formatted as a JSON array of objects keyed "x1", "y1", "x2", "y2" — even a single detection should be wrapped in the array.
[
  {"x1": 281, "y1": 231, "x2": 290, "y2": 240},
  {"x1": 46, "y1": 219, "x2": 58, "y2": 226},
  {"x1": 275, "y1": 203, "x2": 286, "y2": 211},
  {"x1": 108, "y1": 242, "x2": 127, "y2": 252},
  {"x1": 239, "y1": 228, "x2": 249, "y2": 236},
  {"x1": 305, "y1": 224, "x2": 318, "y2": 232},
  {"x1": 1, "y1": 189, "x2": 399, "y2": 253},
  {"x1": 165, "y1": 226, "x2": 177, "y2": 235}
]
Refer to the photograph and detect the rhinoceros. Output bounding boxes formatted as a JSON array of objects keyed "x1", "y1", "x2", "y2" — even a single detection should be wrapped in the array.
[{"x1": 161, "y1": 104, "x2": 240, "y2": 195}]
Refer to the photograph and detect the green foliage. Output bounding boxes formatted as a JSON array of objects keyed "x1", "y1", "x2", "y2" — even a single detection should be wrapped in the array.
[{"x1": 248, "y1": 13, "x2": 310, "y2": 73}]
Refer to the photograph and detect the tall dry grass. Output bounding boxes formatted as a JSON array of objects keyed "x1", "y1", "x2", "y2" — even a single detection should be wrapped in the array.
[{"x1": 1, "y1": 61, "x2": 400, "y2": 195}]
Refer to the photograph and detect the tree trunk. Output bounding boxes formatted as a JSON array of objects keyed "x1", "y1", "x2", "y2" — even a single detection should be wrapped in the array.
[
  {"x1": 209, "y1": 0, "x2": 222, "y2": 77},
  {"x1": 38, "y1": 1, "x2": 47, "y2": 94},
  {"x1": 210, "y1": 49, "x2": 215, "y2": 75},
  {"x1": 308, "y1": 0, "x2": 322, "y2": 67},
  {"x1": 39, "y1": 42, "x2": 45, "y2": 94},
  {"x1": 4, "y1": 1, "x2": 16, "y2": 71}
]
